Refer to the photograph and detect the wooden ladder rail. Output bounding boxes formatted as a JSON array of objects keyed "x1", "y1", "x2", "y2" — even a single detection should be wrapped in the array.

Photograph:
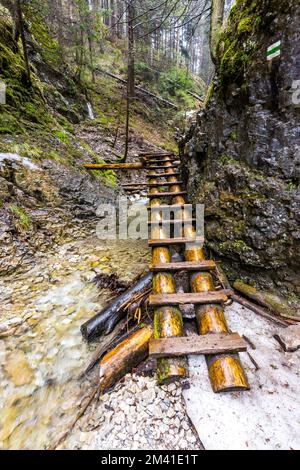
[
  {"x1": 146, "y1": 157, "x2": 249, "y2": 392},
  {"x1": 147, "y1": 161, "x2": 187, "y2": 383}
]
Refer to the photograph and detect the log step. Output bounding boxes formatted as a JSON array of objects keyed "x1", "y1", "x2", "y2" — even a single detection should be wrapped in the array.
[
  {"x1": 122, "y1": 182, "x2": 148, "y2": 187},
  {"x1": 140, "y1": 152, "x2": 174, "y2": 157},
  {"x1": 148, "y1": 181, "x2": 183, "y2": 187},
  {"x1": 147, "y1": 163, "x2": 180, "y2": 169},
  {"x1": 148, "y1": 236, "x2": 204, "y2": 246},
  {"x1": 147, "y1": 203, "x2": 192, "y2": 211},
  {"x1": 122, "y1": 182, "x2": 183, "y2": 188},
  {"x1": 149, "y1": 290, "x2": 232, "y2": 306},
  {"x1": 148, "y1": 218, "x2": 195, "y2": 226},
  {"x1": 148, "y1": 191, "x2": 187, "y2": 198},
  {"x1": 147, "y1": 172, "x2": 181, "y2": 178},
  {"x1": 150, "y1": 260, "x2": 216, "y2": 272},
  {"x1": 149, "y1": 333, "x2": 247, "y2": 358},
  {"x1": 145, "y1": 158, "x2": 178, "y2": 164},
  {"x1": 123, "y1": 187, "x2": 147, "y2": 191}
]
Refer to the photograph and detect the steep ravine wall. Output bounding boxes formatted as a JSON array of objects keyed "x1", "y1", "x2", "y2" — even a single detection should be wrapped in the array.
[{"x1": 182, "y1": 0, "x2": 300, "y2": 302}]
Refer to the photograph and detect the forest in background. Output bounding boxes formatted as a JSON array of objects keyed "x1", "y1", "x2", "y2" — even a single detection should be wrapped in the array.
[
  {"x1": 1, "y1": 0, "x2": 236, "y2": 109},
  {"x1": 0, "y1": 0, "x2": 236, "y2": 164}
]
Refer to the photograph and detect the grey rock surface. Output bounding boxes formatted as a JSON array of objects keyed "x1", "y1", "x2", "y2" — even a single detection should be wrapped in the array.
[{"x1": 182, "y1": 0, "x2": 300, "y2": 299}]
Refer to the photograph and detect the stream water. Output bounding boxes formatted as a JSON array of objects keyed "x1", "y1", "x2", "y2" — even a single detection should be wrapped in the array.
[{"x1": 0, "y1": 228, "x2": 150, "y2": 449}]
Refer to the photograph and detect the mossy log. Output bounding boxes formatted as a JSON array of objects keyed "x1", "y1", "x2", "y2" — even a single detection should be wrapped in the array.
[
  {"x1": 99, "y1": 326, "x2": 153, "y2": 393},
  {"x1": 81, "y1": 272, "x2": 152, "y2": 341},
  {"x1": 233, "y1": 279, "x2": 299, "y2": 319},
  {"x1": 189, "y1": 269, "x2": 249, "y2": 392}
]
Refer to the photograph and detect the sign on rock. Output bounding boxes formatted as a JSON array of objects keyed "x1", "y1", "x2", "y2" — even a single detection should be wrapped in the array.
[{"x1": 267, "y1": 40, "x2": 281, "y2": 61}]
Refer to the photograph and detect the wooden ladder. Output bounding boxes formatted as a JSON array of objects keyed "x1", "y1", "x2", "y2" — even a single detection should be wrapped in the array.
[{"x1": 145, "y1": 152, "x2": 249, "y2": 392}]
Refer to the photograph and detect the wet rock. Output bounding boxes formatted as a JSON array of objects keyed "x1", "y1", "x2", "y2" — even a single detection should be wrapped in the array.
[
  {"x1": 274, "y1": 325, "x2": 300, "y2": 352},
  {"x1": 4, "y1": 350, "x2": 34, "y2": 386}
]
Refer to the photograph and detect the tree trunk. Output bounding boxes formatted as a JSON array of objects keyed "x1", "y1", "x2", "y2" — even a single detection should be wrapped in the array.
[
  {"x1": 99, "y1": 325, "x2": 153, "y2": 392},
  {"x1": 127, "y1": 0, "x2": 135, "y2": 98},
  {"x1": 210, "y1": 0, "x2": 225, "y2": 64},
  {"x1": 15, "y1": 0, "x2": 31, "y2": 84},
  {"x1": 81, "y1": 272, "x2": 152, "y2": 341}
]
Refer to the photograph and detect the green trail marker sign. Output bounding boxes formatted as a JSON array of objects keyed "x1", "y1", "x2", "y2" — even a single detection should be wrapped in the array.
[{"x1": 267, "y1": 40, "x2": 281, "y2": 61}]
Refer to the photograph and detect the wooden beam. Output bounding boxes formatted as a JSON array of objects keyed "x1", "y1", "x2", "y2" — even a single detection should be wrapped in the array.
[
  {"x1": 147, "y1": 172, "x2": 181, "y2": 178},
  {"x1": 140, "y1": 152, "x2": 174, "y2": 157},
  {"x1": 145, "y1": 158, "x2": 178, "y2": 164},
  {"x1": 149, "y1": 236, "x2": 204, "y2": 246},
  {"x1": 123, "y1": 187, "x2": 147, "y2": 191},
  {"x1": 149, "y1": 290, "x2": 232, "y2": 306},
  {"x1": 148, "y1": 181, "x2": 183, "y2": 187},
  {"x1": 148, "y1": 218, "x2": 195, "y2": 226},
  {"x1": 147, "y1": 163, "x2": 180, "y2": 169},
  {"x1": 150, "y1": 260, "x2": 216, "y2": 272},
  {"x1": 149, "y1": 333, "x2": 247, "y2": 358},
  {"x1": 147, "y1": 203, "x2": 191, "y2": 210},
  {"x1": 122, "y1": 182, "x2": 147, "y2": 187},
  {"x1": 148, "y1": 191, "x2": 187, "y2": 198},
  {"x1": 84, "y1": 163, "x2": 144, "y2": 170}
]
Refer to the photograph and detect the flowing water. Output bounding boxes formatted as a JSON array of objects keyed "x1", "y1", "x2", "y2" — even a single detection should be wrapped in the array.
[
  {"x1": 0, "y1": 229, "x2": 150, "y2": 449},
  {"x1": 87, "y1": 102, "x2": 95, "y2": 120}
]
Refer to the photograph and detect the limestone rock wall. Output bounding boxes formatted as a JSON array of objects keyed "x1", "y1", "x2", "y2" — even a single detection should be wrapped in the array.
[{"x1": 183, "y1": 0, "x2": 300, "y2": 298}]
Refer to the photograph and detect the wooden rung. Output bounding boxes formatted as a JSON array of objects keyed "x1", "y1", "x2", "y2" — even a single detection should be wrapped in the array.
[
  {"x1": 148, "y1": 181, "x2": 183, "y2": 187},
  {"x1": 150, "y1": 260, "x2": 216, "y2": 272},
  {"x1": 148, "y1": 218, "x2": 195, "y2": 226},
  {"x1": 148, "y1": 236, "x2": 204, "y2": 246},
  {"x1": 146, "y1": 158, "x2": 178, "y2": 164},
  {"x1": 140, "y1": 152, "x2": 174, "y2": 157},
  {"x1": 148, "y1": 191, "x2": 187, "y2": 198},
  {"x1": 122, "y1": 182, "x2": 147, "y2": 187},
  {"x1": 147, "y1": 204, "x2": 192, "y2": 211},
  {"x1": 147, "y1": 163, "x2": 180, "y2": 169},
  {"x1": 149, "y1": 333, "x2": 247, "y2": 358},
  {"x1": 149, "y1": 290, "x2": 232, "y2": 306},
  {"x1": 123, "y1": 187, "x2": 147, "y2": 191},
  {"x1": 147, "y1": 172, "x2": 181, "y2": 178}
]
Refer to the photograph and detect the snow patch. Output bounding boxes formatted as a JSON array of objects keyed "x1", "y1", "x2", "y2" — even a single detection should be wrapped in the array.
[
  {"x1": 183, "y1": 301, "x2": 300, "y2": 450},
  {"x1": 0, "y1": 153, "x2": 39, "y2": 170}
]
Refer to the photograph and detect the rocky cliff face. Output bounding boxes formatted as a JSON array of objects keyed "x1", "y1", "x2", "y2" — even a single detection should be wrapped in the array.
[{"x1": 183, "y1": 0, "x2": 300, "y2": 300}]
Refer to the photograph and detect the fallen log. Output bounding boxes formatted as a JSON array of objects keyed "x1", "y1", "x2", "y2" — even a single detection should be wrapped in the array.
[
  {"x1": 81, "y1": 272, "x2": 152, "y2": 341},
  {"x1": 232, "y1": 293, "x2": 292, "y2": 327},
  {"x1": 84, "y1": 162, "x2": 144, "y2": 170},
  {"x1": 233, "y1": 279, "x2": 299, "y2": 320},
  {"x1": 99, "y1": 325, "x2": 153, "y2": 393},
  {"x1": 80, "y1": 317, "x2": 129, "y2": 377},
  {"x1": 95, "y1": 67, "x2": 179, "y2": 109}
]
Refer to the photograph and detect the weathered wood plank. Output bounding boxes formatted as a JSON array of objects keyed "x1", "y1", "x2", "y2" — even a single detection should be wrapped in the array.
[
  {"x1": 147, "y1": 163, "x2": 180, "y2": 169},
  {"x1": 145, "y1": 158, "x2": 178, "y2": 164},
  {"x1": 148, "y1": 181, "x2": 183, "y2": 187},
  {"x1": 146, "y1": 172, "x2": 181, "y2": 178},
  {"x1": 148, "y1": 218, "x2": 195, "y2": 226},
  {"x1": 148, "y1": 191, "x2": 187, "y2": 198},
  {"x1": 149, "y1": 333, "x2": 247, "y2": 358},
  {"x1": 147, "y1": 203, "x2": 191, "y2": 210},
  {"x1": 148, "y1": 236, "x2": 204, "y2": 246},
  {"x1": 149, "y1": 290, "x2": 232, "y2": 306},
  {"x1": 140, "y1": 152, "x2": 174, "y2": 157},
  {"x1": 150, "y1": 260, "x2": 216, "y2": 272},
  {"x1": 122, "y1": 182, "x2": 148, "y2": 187}
]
